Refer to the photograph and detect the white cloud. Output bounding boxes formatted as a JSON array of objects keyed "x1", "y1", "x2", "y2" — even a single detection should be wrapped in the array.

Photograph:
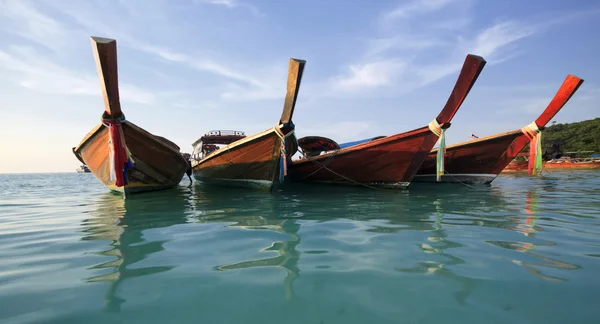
[
  {"x1": 382, "y1": 0, "x2": 456, "y2": 22},
  {"x1": 366, "y1": 36, "x2": 442, "y2": 58},
  {"x1": 193, "y1": 0, "x2": 264, "y2": 16},
  {"x1": 331, "y1": 60, "x2": 407, "y2": 92}
]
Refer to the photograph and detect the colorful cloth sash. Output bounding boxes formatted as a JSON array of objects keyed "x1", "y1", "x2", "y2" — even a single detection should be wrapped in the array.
[
  {"x1": 520, "y1": 122, "x2": 542, "y2": 176},
  {"x1": 428, "y1": 119, "x2": 446, "y2": 182},
  {"x1": 101, "y1": 112, "x2": 135, "y2": 187}
]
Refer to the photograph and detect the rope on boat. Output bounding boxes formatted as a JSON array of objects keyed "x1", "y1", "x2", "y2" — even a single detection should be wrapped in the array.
[
  {"x1": 101, "y1": 112, "x2": 134, "y2": 187},
  {"x1": 296, "y1": 149, "x2": 387, "y2": 190},
  {"x1": 521, "y1": 121, "x2": 543, "y2": 176},
  {"x1": 428, "y1": 119, "x2": 446, "y2": 182},
  {"x1": 274, "y1": 124, "x2": 296, "y2": 183}
]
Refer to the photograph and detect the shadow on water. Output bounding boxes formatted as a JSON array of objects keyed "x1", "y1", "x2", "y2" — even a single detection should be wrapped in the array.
[{"x1": 79, "y1": 180, "x2": 582, "y2": 312}]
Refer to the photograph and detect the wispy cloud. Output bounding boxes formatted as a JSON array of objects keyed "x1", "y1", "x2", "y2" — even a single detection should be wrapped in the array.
[
  {"x1": 0, "y1": 1, "x2": 72, "y2": 51},
  {"x1": 193, "y1": 0, "x2": 264, "y2": 17},
  {"x1": 331, "y1": 60, "x2": 407, "y2": 92},
  {"x1": 133, "y1": 44, "x2": 268, "y2": 88},
  {"x1": 331, "y1": 0, "x2": 547, "y2": 95},
  {"x1": 0, "y1": 0, "x2": 283, "y2": 104},
  {"x1": 0, "y1": 46, "x2": 156, "y2": 104},
  {"x1": 381, "y1": 0, "x2": 456, "y2": 23},
  {"x1": 463, "y1": 21, "x2": 535, "y2": 58}
]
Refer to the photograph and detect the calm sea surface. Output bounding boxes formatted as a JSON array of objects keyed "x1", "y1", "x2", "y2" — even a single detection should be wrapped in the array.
[{"x1": 1, "y1": 171, "x2": 599, "y2": 323}]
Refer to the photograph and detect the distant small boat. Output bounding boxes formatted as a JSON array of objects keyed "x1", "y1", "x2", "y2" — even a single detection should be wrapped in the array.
[
  {"x1": 288, "y1": 54, "x2": 486, "y2": 188},
  {"x1": 191, "y1": 58, "x2": 306, "y2": 190},
  {"x1": 504, "y1": 154, "x2": 600, "y2": 172},
  {"x1": 414, "y1": 74, "x2": 584, "y2": 184},
  {"x1": 76, "y1": 164, "x2": 91, "y2": 173},
  {"x1": 73, "y1": 37, "x2": 189, "y2": 196}
]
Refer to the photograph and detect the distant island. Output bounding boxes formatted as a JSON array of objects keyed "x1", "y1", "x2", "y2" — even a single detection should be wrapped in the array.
[{"x1": 542, "y1": 117, "x2": 600, "y2": 156}]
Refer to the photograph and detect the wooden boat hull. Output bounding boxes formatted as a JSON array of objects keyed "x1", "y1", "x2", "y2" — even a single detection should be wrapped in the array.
[
  {"x1": 416, "y1": 74, "x2": 584, "y2": 184},
  {"x1": 289, "y1": 126, "x2": 441, "y2": 188},
  {"x1": 415, "y1": 130, "x2": 527, "y2": 184},
  {"x1": 74, "y1": 121, "x2": 188, "y2": 196},
  {"x1": 192, "y1": 128, "x2": 297, "y2": 190}
]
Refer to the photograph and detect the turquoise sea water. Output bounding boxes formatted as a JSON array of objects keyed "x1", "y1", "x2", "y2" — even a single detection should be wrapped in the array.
[{"x1": 1, "y1": 171, "x2": 599, "y2": 323}]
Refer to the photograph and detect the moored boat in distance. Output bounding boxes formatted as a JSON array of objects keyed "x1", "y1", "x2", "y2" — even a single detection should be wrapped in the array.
[
  {"x1": 76, "y1": 164, "x2": 91, "y2": 173},
  {"x1": 414, "y1": 74, "x2": 584, "y2": 184},
  {"x1": 191, "y1": 58, "x2": 306, "y2": 190},
  {"x1": 503, "y1": 153, "x2": 600, "y2": 173},
  {"x1": 288, "y1": 54, "x2": 486, "y2": 189},
  {"x1": 73, "y1": 37, "x2": 189, "y2": 197}
]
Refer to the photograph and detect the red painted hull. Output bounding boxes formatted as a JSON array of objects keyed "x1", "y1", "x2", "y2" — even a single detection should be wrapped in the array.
[
  {"x1": 289, "y1": 54, "x2": 488, "y2": 188},
  {"x1": 415, "y1": 74, "x2": 585, "y2": 184},
  {"x1": 414, "y1": 130, "x2": 528, "y2": 184},
  {"x1": 192, "y1": 128, "x2": 296, "y2": 189},
  {"x1": 289, "y1": 127, "x2": 440, "y2": 188}
]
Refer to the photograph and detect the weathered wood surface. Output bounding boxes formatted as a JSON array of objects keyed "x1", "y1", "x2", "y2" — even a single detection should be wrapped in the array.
[
  {"x1": 74, "y1": 36, "x2": 188, "y2": 195},
  {"x1": 193, "y1": 58, "x2": 305, "y2": 189}
]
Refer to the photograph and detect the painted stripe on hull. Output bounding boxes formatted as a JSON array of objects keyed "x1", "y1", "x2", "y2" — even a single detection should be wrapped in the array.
[
  {"x1": 193, "y1": 175, "x2": 273, "y2": 189},
  {"x1": 413, "y1": 174, "x2": 497, "y2": 184}
]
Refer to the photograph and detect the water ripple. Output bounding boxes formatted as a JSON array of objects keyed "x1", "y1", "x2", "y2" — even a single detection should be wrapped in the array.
[{"x1": 0, "y1": 171, "x2": 599, "y2": 323}]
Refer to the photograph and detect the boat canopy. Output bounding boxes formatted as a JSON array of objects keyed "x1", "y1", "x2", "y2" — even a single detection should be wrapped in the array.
[
  {"x1": 298, "y1": 136, "x2": 340, "y2": 157},
  {"x1": 338, "y1": 136, "x2": 386, "y2": 149},
  {"x1": 192, "y1": 130, "x2": 246, "y2": 147},
  {"x1": 191, "y1": 130, "x2": 246, "y2": 160}
]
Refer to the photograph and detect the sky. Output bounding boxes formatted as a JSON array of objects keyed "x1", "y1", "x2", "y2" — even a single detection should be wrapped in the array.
[{"x1": 0, "y1": 0, "x2": 599, "y2": 173}]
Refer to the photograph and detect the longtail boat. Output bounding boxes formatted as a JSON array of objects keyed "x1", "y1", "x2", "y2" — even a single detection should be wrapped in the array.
[
  {"x1": 73, "y1": 37, "x2": 189, "y2": 196},
  {"x1": 414, "y1": 74, "x2": 584, "y2": 184},
  {"x1": 288, "y1": 54, "x2": 486, "y2": 188},
  {"x1": 190, "y1": 58, "x2": 306, "y2": 190}
]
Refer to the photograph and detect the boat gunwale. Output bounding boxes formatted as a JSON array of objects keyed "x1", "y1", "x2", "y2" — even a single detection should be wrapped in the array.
[
  {"x1": 429, "y1": 129, "x2": 523, "y2": 153},
  {"x1": 292, "y1": 124, "x2": 439, "y2": 165},
  {"x1": 74, "y1": 121, "x2": 186, "y2": 163},
  {"x1": 192, "y1": 127, "x2": 282, "y2": 168}
]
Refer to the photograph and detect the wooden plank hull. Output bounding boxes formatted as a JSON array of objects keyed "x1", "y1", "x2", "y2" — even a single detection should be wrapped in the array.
[
  {"x1": 74, "y1": 121, "x2": 188, "y2": 196},
  {"x1": 416, "y1": 74, "x2": 584, "y2": 184},
  {"x1": 415, "y1": 130, "x2": 528, "y2": 184},
  {"x1": 289, "y1": 127, "x2": 440, "y2": 188},
  {"x1": 192, "y1": 128, "x2": 295, "y2": 190}
]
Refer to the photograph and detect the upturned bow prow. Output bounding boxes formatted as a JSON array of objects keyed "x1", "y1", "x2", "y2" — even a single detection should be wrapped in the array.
[
  {"x1": 91, "y1": 36, "x2": 123, "y2": 119},
  {"x1": 279, "y1": 58, "x2": 306, "y2": 128},
  {"x1": 435, "y1": 54, "x2": 487, "y2": 126},
  {"x1": 534, "y1": 74, "x2": 584, "y2": 128}
]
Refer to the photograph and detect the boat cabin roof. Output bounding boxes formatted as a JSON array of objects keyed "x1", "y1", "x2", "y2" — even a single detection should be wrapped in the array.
[{"x1": 192, "y1": 130, "x2": 246, "y2": 147}]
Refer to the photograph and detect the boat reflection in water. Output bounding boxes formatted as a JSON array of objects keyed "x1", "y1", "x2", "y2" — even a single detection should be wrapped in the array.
[
  {"x1": 80, "y1": 182, "x2": 581, "y2": 313},
  {"x1": 489, "y1": 188, "x2": 580, "y2": 282},
  {"x1": 81, "y1": 189, "x2": 192, "y2": 312}
]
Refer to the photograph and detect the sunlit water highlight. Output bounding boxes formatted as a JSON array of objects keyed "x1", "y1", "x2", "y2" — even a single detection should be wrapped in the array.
[{"x1": 1, "y1": 171, "x2": 599, "y2": 323}]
